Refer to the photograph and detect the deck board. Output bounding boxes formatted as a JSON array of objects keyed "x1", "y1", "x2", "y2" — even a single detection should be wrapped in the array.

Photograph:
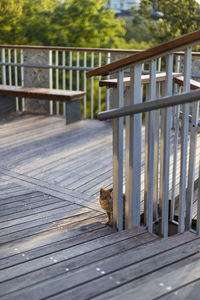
[{"x1": 1, "y1": 113, "x2": 200, "y2": 299}]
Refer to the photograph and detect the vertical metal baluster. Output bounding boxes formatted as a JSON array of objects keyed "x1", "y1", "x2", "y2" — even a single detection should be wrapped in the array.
[
  {"x1": 106, "y1": 52, "x2": 111, "y2": 110},
  {"x1": 83, "y1": 52, "x2": 87, "y2": 118},
  {"x1": 1, "y1": 48, "x2": 6, "y2": 85},
  {"x1": 197, "y1": 160, "x2": 200, "y2": 235},
  {"x1": 171, "y1": 104, "x2": 180, "y2": 220},
  {"x1": 178, "y1": 47, "x2": 192, "y2": 233},
  {"x1": 62, "y1": 51, "x2": 66, "y2": 116},
  {"x1": 170, "y1": 56, "x2": 181, "y2": 220},
  {"x1": 172, "y1": 55, "x2": 181, "y2": 127},
  {"x1": 98, "y1": 52, "x2": 102, "y2": 113},
  {"x1": 144, "y1": 83, "x2": 150, "y2": 226},
  {"x1": 8, "y1": 49, "x2": 12, "y2": 86},
  {"x1": 144, "y1": 59, "x2": 156, "y2": 233},
  {"x1": 186, "y1": 100, "x2": 199, "y2": 230},
  {"x1": 14, "y1": 49, "x2": 19, "y2": 111},
  {"x1": 76, "y1": 52, "x2": 80, "y2": 90},
  {"x1": 49, "y1": 50, "x2": 53, "y2": 115},
  {"x1": 90, "y1": 52, "x2": 94, "y2": 119},
  {"x1": 113, "y1": 70, "x2": 124, "y2": 231},
  {"x1": 69, "y1": 51, "x2": 73, "y2": 90},
  {"x1": 153, "y1": 80, "x2": 161, "y2": 221},
  {"x1": 127, "y1": 65, "x2": 142, "y2": 229},
  {"x1": 20, "y1": 49, "x2": 25, "y2": 111},
  {"x1": 56, "y1": 50, "x2": 59, "y2": 115},
  {"x1": 125, "y1": 86, "x2": 131, "y2": 229},
  {"x1": 159, "y1": 54, "x2": 173, "y2": 238}
]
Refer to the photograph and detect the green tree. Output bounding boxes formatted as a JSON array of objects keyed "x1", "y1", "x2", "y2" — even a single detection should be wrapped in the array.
[
  {"x1": 0, "y1": 0, "x2": 128, "y2": 49},
  {"x1": 14, "y1": 0, "x2": 60, "y2": 45},
  {"x1": 129, "y1": 0, "x2": 200, "y2": 45},
  {"x1": 50, "y1": 0, "x2": 127, "y2": 48},
  {"x1": 0, "y1": 0, "x2": 24, "y2": 44}
]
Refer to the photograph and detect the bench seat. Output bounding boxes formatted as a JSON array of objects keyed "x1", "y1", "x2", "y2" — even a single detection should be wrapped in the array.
[{"x1": 0, "y1": 85, "x2": 86, "y2": 124}]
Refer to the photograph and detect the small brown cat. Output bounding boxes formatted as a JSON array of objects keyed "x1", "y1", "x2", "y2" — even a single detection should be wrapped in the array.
[{"x1": 99, "y1": 187, "x2": 125, "y2": 226}]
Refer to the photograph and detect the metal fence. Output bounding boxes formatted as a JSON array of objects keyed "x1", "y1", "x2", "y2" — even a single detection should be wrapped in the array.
[
  {"x1": 94, "y1": 31, "x2": 200, "y2": 237},
  {"x1": 0, "y1": 45, "x2": 139, "y2": 119}
]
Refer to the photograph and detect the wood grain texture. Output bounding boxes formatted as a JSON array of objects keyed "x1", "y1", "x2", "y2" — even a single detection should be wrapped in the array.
[{"x1": 0, "y1": 85, "x2": 85, "y2": 101}]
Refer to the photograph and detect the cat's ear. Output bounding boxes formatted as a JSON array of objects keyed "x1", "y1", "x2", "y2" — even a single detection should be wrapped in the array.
[
  {"x1": 108, "y1": 188, "x2": 113, "y2": 192},
  {"x1": 110, "y1": 190, "x2": 113, "y2": 198},
  {"x1": 100, "y1": 188, "x2": 104, "y2": 193}
]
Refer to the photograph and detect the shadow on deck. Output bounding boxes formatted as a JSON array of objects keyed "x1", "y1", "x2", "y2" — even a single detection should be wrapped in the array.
[{"x1": 1, "y1": 114, "x2": 200, "y2": 299}]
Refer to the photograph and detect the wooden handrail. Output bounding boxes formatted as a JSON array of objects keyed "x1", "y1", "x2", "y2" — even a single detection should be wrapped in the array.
[{"x1": 87, "y1": 30, "x2": 200, "y2": 77}]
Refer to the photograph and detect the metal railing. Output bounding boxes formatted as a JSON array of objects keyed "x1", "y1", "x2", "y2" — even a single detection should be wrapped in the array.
[
  {"x1": 0, "y1": 45, "x2": 137, "y2": 119},
  {"x1": 1, "y1": 44, "x2": 200, "y2": 119},
  {"x1": 89, "y1": 30, "x2": 200, "y2": 237}
]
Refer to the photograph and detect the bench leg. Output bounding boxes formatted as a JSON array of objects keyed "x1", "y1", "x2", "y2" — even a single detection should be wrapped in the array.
[{"x1": 65, "y1": 100, "x2": 81, "y2": 124}]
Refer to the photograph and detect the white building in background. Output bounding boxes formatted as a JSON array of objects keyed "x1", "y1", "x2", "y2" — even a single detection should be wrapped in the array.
[{"x1": 108, "y1": 0, "x2": 140, "y2": 15}]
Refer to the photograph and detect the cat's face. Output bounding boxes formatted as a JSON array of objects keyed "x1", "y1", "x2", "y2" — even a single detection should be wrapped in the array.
[
  {"x1": 99, "y1": 188, "x2": 113, "y2": 200},
  {"x1": 99, "y1": 188, "x2": 113, "y2": 213}
]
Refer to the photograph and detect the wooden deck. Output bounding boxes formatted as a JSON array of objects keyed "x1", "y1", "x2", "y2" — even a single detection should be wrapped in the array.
[{"x1": 1, "y1": 113, "x2": 200, "y2": 299}]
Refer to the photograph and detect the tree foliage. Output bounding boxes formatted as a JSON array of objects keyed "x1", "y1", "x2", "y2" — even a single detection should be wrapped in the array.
[
  {"x1": 50, "y1": 0, "x2": 126, "y2": 48},
  {"x1": 0, "y1": 0, "x2": 24, "y2": 43},
  {"x1": 0, "y1": 0, "x2": 127, "y2": 49},
  {"x1": 130, "y1": 0, "x2": 200, "y2": 45}
]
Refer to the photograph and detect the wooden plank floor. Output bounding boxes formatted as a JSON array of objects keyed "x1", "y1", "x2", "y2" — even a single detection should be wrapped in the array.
[
  {"x1": 0, "y1": 113, "x2": 199, "y2": 213},
  {"x1": 1, "y1": 113, "x2": 200, "y2": 299},
  {"x1": 1, "y1": 183, "x2": 200, "y2": 300}
]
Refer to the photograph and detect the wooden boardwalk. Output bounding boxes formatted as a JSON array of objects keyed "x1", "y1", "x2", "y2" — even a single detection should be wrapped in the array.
[
  {"x1": 1, "y1": 113, "x2": 200, "y2": 299},
  {"x1": 0, "y1": 113, "x2": 113, "y2": 208},
  {"x1": 0, "y1": 179, "x2": 200, "y2": 299}
]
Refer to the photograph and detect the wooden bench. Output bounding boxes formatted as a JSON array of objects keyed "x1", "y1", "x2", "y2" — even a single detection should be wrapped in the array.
[{"x1": 0, "y1": 85, "x2": 86, "y2": 124}]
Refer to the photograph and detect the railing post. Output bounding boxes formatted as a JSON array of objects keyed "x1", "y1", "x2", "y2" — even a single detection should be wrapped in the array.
[
  {"x1": 127, "y1": 64, "x2": 142, "y2": 229},
  {"x1": 144, "y1": 59, "x2": 156, "y2": 232},
  {"x1": 185, "y1": 100, "x2": 199, "y2": 230},
  {"x1": 62, "y1": 51, "x2": 66, "y2": 116},
  {"x1": 1, "y1": 48, "x2": 6, "y2": 85},
  {"x1": 178, "y1": 47, "x2": 192, "y2": 233},
  {"x1": 14, "y1": 49, "x2": 19, "y2": 111},
  {"x1": 106, "y1": 52, "x2": 111, "y2": 110},
  {"x1": 83, "y1": 51, "x2": 87, "y2": 119},
  {"x1": 197, "y1": 161, "x2": 200, "y2": 235},
  {"x1": 49, "y1": 50, "x2": 53, "y2": 115},
  {"x1": 20, "y1": 49, "x2": 25, "y2": 111},
  {"x1": 113, "y1": 70, "x2": 124, "y2": 231},
  {"x1": 90, "y1": 52, "x2": 94, "y2": 119},
  {"x1": 159, "y1": 54, "x2": 173, "y2": 238},
  {"x1": 98, "y1": 52, "x2": 102, "y2": 113}
]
